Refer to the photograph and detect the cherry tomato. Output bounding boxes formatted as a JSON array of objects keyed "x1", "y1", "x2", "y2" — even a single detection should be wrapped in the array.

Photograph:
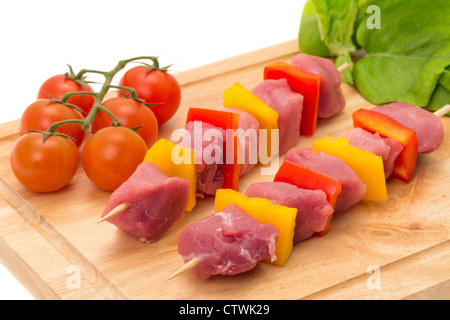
[
  {"x1": 118, "y1": 66, "x2": 181, "y2": 126},
  {"x1": 19, "y1": 100, "x2": 85, "y2": 148},
  {"x1": 91, "y1": 97, "x2": 158, "y2": 148},
  {"x1": 81, "y1": 126, "x2": 147, "y2": 191},
  {"x1": 10, "y1": 132, "x2": 80, "y2": 193},
  {"x1": 37, "y1": 74, "x2": 96, "y2": 116}
]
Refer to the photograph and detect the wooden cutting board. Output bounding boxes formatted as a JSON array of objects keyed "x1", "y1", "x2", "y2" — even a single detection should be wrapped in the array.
[{"x1": 0, "y1": 40, "x2": 449, "y2": 300}]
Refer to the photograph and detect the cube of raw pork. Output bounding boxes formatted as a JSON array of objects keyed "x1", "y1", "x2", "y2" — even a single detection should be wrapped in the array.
[
  {"x1": 284, "y1": 147, "x2": 366, "y2": 214},
  {"x1": 341, "y1": 128, "x2": 403, "y2": 179},
  {"x1": 177, "y1": 203, "x2": 278, "y2": 279},
  {"x1": 245, "y1": 181, "x2": 333, "y2": 244},
  {"x1": 100, "y1": 162, "x2": 190, "y2": 243},
  {"x1": 251, "y1": 78, "x2": 303, "y2": 155},
  {"x1": 176, "y1": 121, "x2": 226, "y2": 197},
  {"x1": 290, "y1": 53, "x2": 345, "y2": 119}
]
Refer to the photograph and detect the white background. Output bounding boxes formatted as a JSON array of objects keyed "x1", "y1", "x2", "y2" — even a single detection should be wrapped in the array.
[{"x1": 0, "y1": 0, "x2": 307, "y2": 299}]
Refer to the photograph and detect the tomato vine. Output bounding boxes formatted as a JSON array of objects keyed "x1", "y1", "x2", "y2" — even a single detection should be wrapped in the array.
[{"x1": 12, "y1": 56, "x2": 172, "y2": 192}]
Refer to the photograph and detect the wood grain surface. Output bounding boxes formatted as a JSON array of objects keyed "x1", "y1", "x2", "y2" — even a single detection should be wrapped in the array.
[{"x1": 0, "y1": 39, "x2": 449, "y2": 300}]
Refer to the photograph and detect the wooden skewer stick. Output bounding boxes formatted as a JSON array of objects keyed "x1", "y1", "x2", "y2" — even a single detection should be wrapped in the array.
[
  {"x1": 164, "y1": 257, "x2": 200, "y2": 281},
  {"x1": 433, "y1": 104, "x2": 450, "y2": 118},
  {"x1": 97, "y1": 202, "x2": 130, "y2": 224},
  {"x1": 337, "y1": 62, "x2": 350, "y2": 73}
]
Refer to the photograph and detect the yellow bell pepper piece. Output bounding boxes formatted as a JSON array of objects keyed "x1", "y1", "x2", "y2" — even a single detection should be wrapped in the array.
[
  {"x1": 214, "y1": 188, "x2": 297, "y2": 266},
  {"x1": 223, "y1": 82, "x2": 279, "y2": 159},
  {"x1": 144, "y1": 139, "x2": 197, "y2": 211},
  {"x1": 312, "y1": 136, "x2": 387, "y2": 201}
]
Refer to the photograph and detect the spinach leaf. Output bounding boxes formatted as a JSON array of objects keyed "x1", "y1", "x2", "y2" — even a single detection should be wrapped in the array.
[
  {"x1": 354, "y1": 0, "x2": 450, "y2": 108},
  {"x1": 298, "y1": 0, "x2": 331, "y2": 57},
  {"x1": 312, "y1": 0, "x2": 359, "y2": 56},
  {"x1": 428, "y1": 68, "x2": 450, "y2": 111}
]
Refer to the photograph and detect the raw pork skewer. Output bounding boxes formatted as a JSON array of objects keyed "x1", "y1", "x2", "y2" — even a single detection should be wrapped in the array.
[
  {"x1": 340, "y1": 103, "x2": 449, "y2": 180},
  {"x1": 100, "y1": 104, "x2": 450, "y2": 243},
  {"x1": 98, "y1": 46, "x2": 447, "y2": 248},
  {"x1": 166, "y1": 103, "x2": 449, "y2": 280}
]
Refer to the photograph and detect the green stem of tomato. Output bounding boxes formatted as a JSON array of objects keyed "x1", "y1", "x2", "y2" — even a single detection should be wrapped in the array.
[
  {"x1": 45, "y1": 119, "x2": 85, "y2": 138},
  {"x1": 79, "y1": 56, "x2": 161, "y2": 129},
  {"x1": 84, "y1": 105, "x2": 122, "y2": 128},
  {"x1": 27, "y1": 129, "x2": 78, "y2": 143},
  {"x1": 47, "y1": 56, "x2": 161, "y2": 136},
  {"x1": 73, "y1": 69, "x2": 109, "y2": 78},
  {"x1": 107, "y1": 85, "x2": 140, "y2": 100},
  {"x1": 59, "y1": 91, "x2": 98, "y2": 104}
]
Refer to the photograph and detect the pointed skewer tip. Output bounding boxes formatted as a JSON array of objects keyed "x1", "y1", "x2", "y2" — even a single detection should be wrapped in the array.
[
  {"x1": 164, "y1": 258, "x2": 200, "y2": 282},
  {"x1": 433, "y1": 104, "x2": 450, "y2": 118},
  {"x1": 337, "y1": 63, "x2": 350, "y2": 73},
  {"x1": 97, "y1": 202, "x2": 130, "y2": 224}
]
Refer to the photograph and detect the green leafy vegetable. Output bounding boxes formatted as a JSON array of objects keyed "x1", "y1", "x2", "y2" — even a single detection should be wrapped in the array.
[
  {"x1": 298, "y1": 0, "x2": 450, "y2": 110},
  {"x1": 298, "y1": 0, "x2": 331, "y2": 57},
  {"x1": 355, "y1": 0, "x2": 450, "y2": 108},
  {"x1": 311, "y1": 0, "x2": 359, "y2": 56},
  {"x1": 428, "y1": 67, "x2": 450, "y2": 111}
]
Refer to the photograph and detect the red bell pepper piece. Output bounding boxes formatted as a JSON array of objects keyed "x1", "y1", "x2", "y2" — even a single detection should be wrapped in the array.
[
  {"x1": 352, "y1": 108, "x2": 418, "y2": 183},
  {"x1": 274, "y1": 160, "x2": 342, "y2": 208},
  {"x1": 186, "y1": 108, "x2": 240, "y2": 191},
  {"x1": 264, "y1": 61, "x2": 321, "y2": 136},
  {"x1": 186, "y1": 108, "x2": 239, "y2": 132},
  {"x1": 273, "y1": 160, "x2": 342, "y2": 237}
]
